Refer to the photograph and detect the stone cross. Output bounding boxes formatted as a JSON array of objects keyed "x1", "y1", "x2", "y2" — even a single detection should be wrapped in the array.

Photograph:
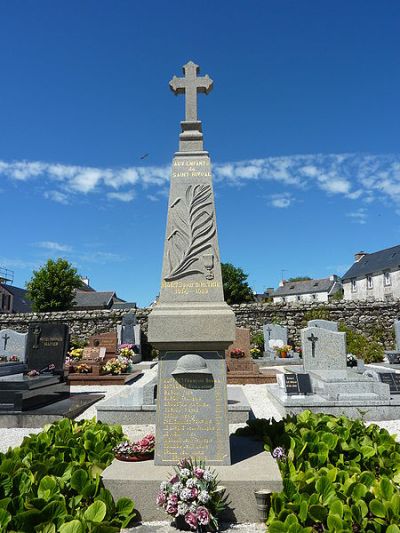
[
  {"x1": 169, "y1": 61, "x2": 213, "y2": 122},
  {"x1": 266, "y1": 326, "x2": 272, "y2": 339},
  {"x1": 2, "y1": 333, "x2": 10, "y2": 351},
  {"x1": 307, "y1": 333, "x2": 318, "y2": 358}
]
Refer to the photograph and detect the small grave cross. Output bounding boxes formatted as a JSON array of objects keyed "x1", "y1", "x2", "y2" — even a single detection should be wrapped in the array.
[
  {"x1": 266, "y1": 326, "x2": 272, "y2": 339},
  {"x1": 307, "y1": 333, "x2": 318, "y2": 358},
  {"x1": 1, "y1": 333, "x2": 10, "y2": 351},
  {"x1": 169, "y1": 61, "x2": 213, "y2": 122}
]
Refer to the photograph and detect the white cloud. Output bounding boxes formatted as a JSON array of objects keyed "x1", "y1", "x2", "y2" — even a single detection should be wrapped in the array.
[
  {"x1": 346, "y1": 208, "x2": 368, "y2": 224},
  {"x1": 269, "y1": 193, "x2": 293, "y2": 208},
  {"x1": 2, "y1": 153, "x2": 400, "y2": 212},
  {"x1": 34, "y1": 241, "x2": 73, "y2": 252},
  {"x1": 44, "y1": 190, "x2": 69, "y2": 204},
  {"x1": 107, "y1": 190, "x2": 136, "y2": 202}
]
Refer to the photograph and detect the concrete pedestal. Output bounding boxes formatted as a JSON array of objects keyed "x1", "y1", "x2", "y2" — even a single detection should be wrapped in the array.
[{"x1": 102, "y1": 436, "x2": 282, "y2": 523}]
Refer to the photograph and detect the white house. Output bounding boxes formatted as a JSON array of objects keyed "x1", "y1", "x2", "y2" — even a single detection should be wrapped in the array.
[
  {"x1": 342, "y1": 246, "x2": 400, "y2": 301},
  {"x1": 272, "y1": 276, "x2": 342, "y2": 304}
]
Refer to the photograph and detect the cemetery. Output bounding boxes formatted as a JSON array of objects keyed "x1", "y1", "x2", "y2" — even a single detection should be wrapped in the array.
[{"x1": 1, "y1": 28, "x2": 400, "y2": 533}]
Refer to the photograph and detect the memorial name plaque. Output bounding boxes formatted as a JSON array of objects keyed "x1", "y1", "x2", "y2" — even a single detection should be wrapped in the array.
[
  {"x1": 379, "y1": 373, "x2": 400, "y2": 394},
  {"x1": 155, "y1": 351, "x2": 230, "y2": 466},
  {"x1": 284, "y1": 373, "x2": 312, "y2": 395}
]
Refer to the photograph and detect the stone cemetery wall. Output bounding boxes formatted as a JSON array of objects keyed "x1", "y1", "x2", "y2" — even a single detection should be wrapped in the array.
[{"x1": 1, "y1": 300, "x2": 400, "y2": 350}]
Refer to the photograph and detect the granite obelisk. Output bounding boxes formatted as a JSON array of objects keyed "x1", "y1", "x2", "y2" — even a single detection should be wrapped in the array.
[{"x1": 148, "y1": 61, "x2": 235, "y2": 466}]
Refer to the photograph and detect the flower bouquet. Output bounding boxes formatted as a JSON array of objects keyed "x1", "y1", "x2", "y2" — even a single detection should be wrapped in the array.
[
  {"x1": 278, "y1": 344, "x2": 292, "y2": 358},
  {"x1": 250, "y1": 347, "x2": 262, "y2": 359},
  {"x1": 157, "y1": 458, "x2": 227, "y2": 531},
  {"x1": 8, "y1": 355, "x2": 19, "y2": 362},
  {"x1": 114, "y1": 434, "x2": 155, "y2": 462},
  {"x1": 68, "y1": 348, "x2": 83, "y2": 360},
  {"x1": 230, "y1": 348, "x2": 245, "y2": 359},
  {"x1": 347, "y1": 353, "x2": 357, "y2": 368},
  {"x1": 75, "y1": 363, "x2": 91, "y2": 374},
  {"x1": 102, "y1": 357, "x2": 128, "y2": 375},
  {"x1": 119, "y1": 343, "x2": 138, "y2": 358}
]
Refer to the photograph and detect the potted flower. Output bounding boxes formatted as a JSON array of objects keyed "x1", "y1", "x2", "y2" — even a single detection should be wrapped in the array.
[
  {"x1": 68, "y1": 348, "x2": 84, "y2": 360},
  {"x1": 347, "y1": 353, "x2": 357, "y2": 368},
  {"x1": 102, "y1": 357, "x2": 128, "y2": 375},
  {"x1": 230, "y1": 348, "x2": 245, "y2": 359},
  {"x1": 157, "y1": 458, "x2": 227, "y2": 531},
  {"x1": 278, "y1": 345, "x2": 292, "y2": 359},
  {"x1": 8, "y1": 355, "x2": 19, "y2": 362},
  {"x1": 114, "y1": 434, "x2": 155, "y2": 462}
]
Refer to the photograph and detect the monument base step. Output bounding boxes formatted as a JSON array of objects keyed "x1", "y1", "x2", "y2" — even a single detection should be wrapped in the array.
[
  {"x1": 68, "y1": 371, "x2": 142, "y2": 386},
  {"x1": 267, "y1": 384, "x2": 400, "y2": 421},
  {"x1": 0, "y1": 392, "x2": 104, "y2": 427},
  {"x1": 102, "y1": 436, "x2": 282, "y2": 524}
]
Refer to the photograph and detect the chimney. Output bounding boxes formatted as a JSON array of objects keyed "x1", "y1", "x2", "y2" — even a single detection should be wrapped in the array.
[
  {"x1": 354, "y1": 251, "x2": 367, "y2": 263},
  {"x1": 81, "y1": 276, "x2": 90, "y2": 286},
  {"x1": 279, "y1": 280, "x2": 286, "y2": 287},
  {"x1": 329, "y1": 274, "x2": 338, "y2": 281}
]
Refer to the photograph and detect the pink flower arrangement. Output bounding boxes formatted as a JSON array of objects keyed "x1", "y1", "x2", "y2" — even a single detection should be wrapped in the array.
[
  {"x1": 8, "y1": 355, "x2": 19, "y2": 362},
  {"x1": 156, "y1": 458, "x2": 226, "y2": 531},
  {"x1": 113, "y1": 434, "x2": 155, "y2": 460}
]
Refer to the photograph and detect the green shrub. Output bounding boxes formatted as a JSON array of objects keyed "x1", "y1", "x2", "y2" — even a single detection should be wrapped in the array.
[
  {"x1": 0, "y1": 418, "x2": 135, "y2": 531},
  {"x1": 237, "y1": 411, "x2": 400, "y2": 531},
  {"x1": 339, "y1": 324, "x2": 384, "y2": 363},
  {"x1": 251, "y1": 332, "x2": 264, "y2": 351}
]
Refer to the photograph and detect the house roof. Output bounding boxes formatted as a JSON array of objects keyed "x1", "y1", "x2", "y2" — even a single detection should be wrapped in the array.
[
  {"x1": 342, "y1": 245, "x2": 400, "y2": 280},
  {"x1": 273, "y1": 278, "x2": 336, "y2": 297},
  {"x1": 73, "y1": 290, "x2": 116, "y2": 309},
  {"x1": 1, "y1": 284, "x2": 32, "y2": 313}
]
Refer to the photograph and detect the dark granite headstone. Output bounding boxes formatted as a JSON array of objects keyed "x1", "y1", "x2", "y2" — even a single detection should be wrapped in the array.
[
  {"x1": 26, "y1": 323, "x2": 69, "y2": 373},
  {"x1": 284, "y1": 373, "x2": 312, "y2": 395},
  {"x1": 297, "y1": 374, "x2": 313, "y2": 394},
  {"x1": 379, "y1": 373, "x2": 400, "y2": 394},
  {"x1": 155, "y1": 351, "x2": 230, "y2": 466},
  {"x1": 121, "y1": 314, "x2": 137, "y2": 345}
]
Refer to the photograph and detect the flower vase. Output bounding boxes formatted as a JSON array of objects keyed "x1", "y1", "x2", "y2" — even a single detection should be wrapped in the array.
[{"x1": 280, "y1": 351, "x2": 287, "y2": 359}]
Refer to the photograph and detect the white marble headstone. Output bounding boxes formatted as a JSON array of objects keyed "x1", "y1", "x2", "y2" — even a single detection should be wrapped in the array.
[
  {"x1": 0, "y1": 329, "x2": 27, "y2": 362},
  {"x1": 307, "y1": 320, "x2": 338, "y2": 332}
]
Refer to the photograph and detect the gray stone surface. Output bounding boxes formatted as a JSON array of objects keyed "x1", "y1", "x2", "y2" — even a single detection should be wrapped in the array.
[
  {"x1": 263, "y1": 323, "x2": 287, "y2": 347},
  {"x1": 307, "y1": 319, "x2": 338, "y2": 331},
  {"x1": 395, "y1": 320, "x2": 400, "y2": 350},
  {"x1": 155, "y1": 350, "x2": 230, "y2": 465},
  {"x1": 0, "y1": 329, "x2": 27, "y2": 362},
  {"x1": 301, "y1": 326, "x2": 347, "y2": 372},
  {"x1": 96, "y1": 383, "x2": 251, "y2": 425},
  {"x1": 102, "y1": 436, "x2": 282, "y2": 523}
]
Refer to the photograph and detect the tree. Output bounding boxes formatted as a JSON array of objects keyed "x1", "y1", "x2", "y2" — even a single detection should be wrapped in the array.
[
  {"x1": 221, "y1": 262, "x2": 254, "y2": 305},
  {"x1": 287, "y1": 276, "x2": 312, "y2": 282},
  {"x1": 26, "y1": 258, "x2": 82, "y2": 312}
]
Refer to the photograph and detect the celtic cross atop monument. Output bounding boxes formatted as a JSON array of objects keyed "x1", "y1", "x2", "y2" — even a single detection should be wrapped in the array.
[{"x1": 169, "y1": 61, "x2": 213, "y2": 123}]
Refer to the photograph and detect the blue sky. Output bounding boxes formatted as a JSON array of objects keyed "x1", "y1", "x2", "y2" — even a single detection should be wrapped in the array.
[{"x1": 1, "y1": 1, "x2": 400, "y2": 306}]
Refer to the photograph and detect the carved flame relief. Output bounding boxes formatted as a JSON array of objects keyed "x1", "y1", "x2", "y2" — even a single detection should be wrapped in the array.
[{"x1": 165, "y1": 184, "x2": 217, "y2": 281}]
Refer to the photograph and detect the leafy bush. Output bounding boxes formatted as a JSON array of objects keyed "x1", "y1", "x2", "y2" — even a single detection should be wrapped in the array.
[
  {"x1": 339, "y1": 324, "x2": 384, "y2": 363},
  {"x1": 236, "y1": 411, "x2": 400, "y2": 532},
  {"x1": 251, "y1": 332, "x2": 264, "y2": 352},
  {"x1": 0, "y1": 418, "x2": 135, "y2": 531}
]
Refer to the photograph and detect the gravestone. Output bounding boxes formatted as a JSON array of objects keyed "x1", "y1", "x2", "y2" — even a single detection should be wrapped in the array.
[
  {"x1": 263, "y1": 324, "x2": 288, "y2": 346},
  {"x1": 308, "y1": 319, "x2": 338, "y2": 332},
  {"x1": 26, "y1": 323, "x2": 69, "y2": 373},
  {"x1": 301, "y1": 326, "x2": 347, "y2": 372},
  {"x1": 394, "y1": 320, "x2": 400, "y2": 350},
  {"x1": 0, "y1": 323, "x2": 70, "y2": 411},
  {"x1": 226, "y1": 327, "x2": 251, "y2": 358},
  {"x1": 148, "y1": 61, "x2": 235, "y2": 466},
  {"x1": 0, "y1": 329, "x2": 28, "y2": 362},
  {"x1": 88, "y1": 331, "x2": 117, "y2": 358},
  {"x1": 120, "y1": 313, "x2": 137, "y2": 344}
]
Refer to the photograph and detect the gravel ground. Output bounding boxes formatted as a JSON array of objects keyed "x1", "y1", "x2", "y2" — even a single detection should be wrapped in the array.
[{"x1": 2, "y1": 375, "x2": 400, "y2": 530}]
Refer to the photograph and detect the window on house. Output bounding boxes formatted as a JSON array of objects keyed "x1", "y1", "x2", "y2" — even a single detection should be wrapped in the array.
[
  {"x1": 351, "y1": 279, "x2": 357, "y2": 292},
  {"x1": 384, "y1": 271, "x2": 391, "y2": 286},
  {"x1": 367, "y1": 275, "x2": 373, "y2": 289}
]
